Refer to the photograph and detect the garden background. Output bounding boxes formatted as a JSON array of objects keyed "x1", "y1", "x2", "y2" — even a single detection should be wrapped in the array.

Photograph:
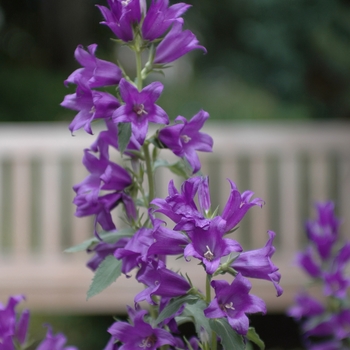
[{"x1": 1, "y1": 0, "x2": 350, "y2": 349}]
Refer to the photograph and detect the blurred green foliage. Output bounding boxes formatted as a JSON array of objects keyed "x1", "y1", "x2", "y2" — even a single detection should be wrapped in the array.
[{"x1": 1, "y1": 0, "x2": 350, "y2": 122}]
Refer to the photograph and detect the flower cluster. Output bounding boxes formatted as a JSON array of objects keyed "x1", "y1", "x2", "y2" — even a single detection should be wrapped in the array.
[
  {"x1": 0, "y1": 295, "x2": 76, "y2": 350},
  {"x1": 288, "y1": 202, "x2": 350, "y2": 350},
  {"x1": 60, "y1": 0, "x2": 283, "y2": 349}
]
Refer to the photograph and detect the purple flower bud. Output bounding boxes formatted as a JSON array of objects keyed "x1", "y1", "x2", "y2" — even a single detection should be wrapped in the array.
[
  {"x1": 158, "y1": 110, "x2": 213, "y2": 173},
  {"x1": 154, "y1": 21, "x2": 206, "y2": 64},
  {"x1": 64, "y1": 44, "x2": 122, "y2": 88},
  {"x1": 142, "y1": 0, "x2": 191, "y2": 41},
  {"x1": 97, "y1": 0, "x2": 142, "y2": 42},
  {"x1": 287, "y1": 292, "x2": 325, "y2": 320}
]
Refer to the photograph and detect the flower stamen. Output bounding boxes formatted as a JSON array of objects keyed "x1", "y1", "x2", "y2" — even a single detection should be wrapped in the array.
[
  {"x1": 181, "y1": 134, "x2": 191, "y2": 143},
  {"x1": 139, "y1": 335, "x2": 157, "y2": 348},
  {"x1": 224, "y1": 302, "x2": 235, "y2": 310},
  {"x1": 133, "y1": 103, "x2": 148, "y2": 116},
  {"x1": 204, "y1": 245, "x2": 214, "y2": 261}
]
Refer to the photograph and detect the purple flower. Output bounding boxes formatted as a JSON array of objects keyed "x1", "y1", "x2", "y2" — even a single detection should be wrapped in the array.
[
  {"x1": 231, "y1": 231, "x2": 283, "y2": 296},
  {"x1": 204, "y1": 274, "x2": 266, "y2": 335},
  {"x1": 97, "y1": 0, "x2": 142, "y2": 42},
  {"x1": 135, "y1": 260, "x2": 191, "y2": 304},
  {"x1": 86, "y1": 237, "x2": 129, "y2": 271},
  {"x1": 61, "y1": 83, "x2": 120, "y2": 135},
  {"x1": 73, "y1": 149, "x2": 134, "y2": 234},
  {"x1": 113, "y1": 79, "x2": 169, "y2": 144},
  {"x1": 108, "y1": 309, "x2": 176, "y2": 350},
  {"x1": 151, "y1": 177, "x2": 209, "y2": 231},
  {"x1": 287, "y1": 293, "x2": 325, "y2": 320},
  {"x1": 221, "y1": 179, "x2": 265, "y2": 232},
  {"x1": 295, "y1": 246, "x2": 322, "y2": 278},
  {"x1": 158, "y1": 110, "x2": 213, "y2": 173},
  {"x1": 36, "y1": 324, "x2": 78, "y2": 350},
  {"x1": 306, "y1": 201, "x2": 341, "y2": 260},
  {"x1": 64, "y1": 44, "x2": 122, "y2": 88},
  {"x1": 0, "y1": 295, "x2": 29, "y2": 349},
  {"x1": 114, "y1": 228, "x2": 154, "y2": 275},
  {"x1": 142, "y1": 0, "x2": 190, "y2": 41},
  {"x1": 154, "y1": 21, "x2": 206, "y2": 64},
  {"x1": 184, "y1": 217, "x2": 242, "y2": 274},
  {"x1": 103, "y1": 336, "x2": 119, "y2": 350}
]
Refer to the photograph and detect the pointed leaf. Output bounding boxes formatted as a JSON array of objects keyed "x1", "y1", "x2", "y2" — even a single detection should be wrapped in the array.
[
  {"x1": 183, "y1": 300, "x2": 211, "y2": 341},
  {"x1": 87, "y1": 255, "x2": 122, "y2": 299},
  {"x1": 167, "y1": 160, "x2": 190, "y2": 179},
  {"x1": 209, "y1": 318, "x2": 245, "y2": 350},
  {"x1": 247, "y1": 327, "x2": 265, "y2": 350},
  {"x1": 155, "y1": 294, "x2": 199, "y2": 324},
  {"x1": 118, "y1": 122, "x2": 132, "y2": 155}
]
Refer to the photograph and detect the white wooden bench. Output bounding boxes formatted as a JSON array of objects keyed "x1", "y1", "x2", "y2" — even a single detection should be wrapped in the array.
[{"x1": 0, "y1": 122, "x2": 349, "y2": 314}]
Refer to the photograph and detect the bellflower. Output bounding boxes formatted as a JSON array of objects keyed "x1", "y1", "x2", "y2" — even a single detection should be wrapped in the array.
[
  {"x1": 64, "y1": 44, "x2": 122, "y2": 88},
  {"x1": 306, "y1": 201, "x2": 341, "y2": 261},
  {"x1": 108, "y1": 309, "x2": 176, "y2": 350},
  {"x1": 114, "y1": 227, "x2": 154, "y2": 275},
  {"x1": 135, "y1": 260, "x2": 191, "y2": 304},
  {"x1": 231, "y1": 231, "x2": 283, "y2": 296},
  {"x1": 184, "y1": 217, "x2": 242, "y2": 275},
  {"x1": 113, "y1": 79, "x2": 169, "y2": 144},
  {"x1": 222, "y1": 179, "x2": 265, "y2": 232},
  {"x1": 151, "y1": 177, "x2": 210, "y2": 231},
  {"x1": 97, "y1": 0, "x2": 143, "y2": 42},
  {"x1": 295, "y1": 246, "x2": 322, "y2": 278},
  {"x1": 142, "y1": 0, "x2": 190, "y2": 41},
  {"x1": 204, "y1": 274, "x2": 266, "y2": 335},
  {"x1": 36, "y1": 324, "x2": 78, "y2": 350},
  {"x1": 61, "y1": 83, "x2": 120, "y2": 135},
  {"x1": 287, "y1": 293, "x2": 325, "y2": 320},
  {"x1": 154, "y1": 21, "x2": 206, "y2": 64},
  {"x1": 0, "y1": 295, "x2": 29, "y2": 349},
  {"x1": 158, "y1": 110, "x2": 213, "y2": 173}
]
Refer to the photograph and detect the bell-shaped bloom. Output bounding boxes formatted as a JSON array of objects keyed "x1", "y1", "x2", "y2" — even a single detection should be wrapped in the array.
[
  {"x1": 154, "y1": 21, "x2": 206, "y2": 64},
  {"x1": 61, "y1": 83, "x2": 120, "y2": 135},
  {"x1": 204, "y1": 274, "x2": 266, "y2": 335},
  {"x1": 135, "y1": 260, "x2": 191, "y2": 304},
  {"x1": 0, "y1": 295, "x2": 30, "y2": 349},
  {"x1": 287, "y1": 292, "x2": 325, "y2": 320},
  {"x1": 295, "y1": 247, "x2": 322, "y2": 278},
  {"x1": 142, "y1": 0, "x2": 190, "y2": 41},
  {"x1": 36, "y1": 324, "x2": 78, "y2": 350},
  {"x1": 87, "y1": 237, "x2": 130, "y2": 271},
  {"x1": 113, "y1": 79, "x2": 169, "y2": 144},
  {"x1": 221, "y1": 179, "x2": 264, "y2": 232},
  {"x1": 306, "y1": 201, "x2": 341, "y2": 261},
  {"x1": 114, "y1": 228, "x2": 154, "y2": 275},
  {"x1": 231, "y1": 231, "x2": 283, "y2": 296},
  {"x1": 103, "y1": 336, "x2": 119, "y2": 350},
  {"x1": 73, "y1": 149, "x2": 134, "y2": 234},
  {"x1": 151, "y1": 177, "x2": 210, "y2": 231},
  {"x1": 64, "y1": 44, "x2": 122, "y2": 88},
  {"x1": 158, "y1": 110, "x2": 213, "y2": 173},
  {"x1": 184, "y1": 217, "x2": 242, "y2": 275},
  {"x1": 97, "y1": 0, "x2": 142, "y2": 42},
  {"x1": 108, "y1": 309, "x2": 176, "y2": 349}
]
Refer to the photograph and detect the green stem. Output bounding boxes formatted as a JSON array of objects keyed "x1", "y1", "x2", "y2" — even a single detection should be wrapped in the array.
[
  {"x1": 143, "y1": 143, "x2": 155, "y2": 204},
  {"x1": 135, "y1": 46, "x2": 143, "y2": 91}
]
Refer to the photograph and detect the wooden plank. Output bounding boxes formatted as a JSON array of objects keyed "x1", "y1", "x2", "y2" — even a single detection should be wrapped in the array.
[
  {"x1": 309, "y1": 152, "x2": 329, "y2": 205},
  {"x1": 12, "y1": 156, "x2": 31, "y2": 261},
  {"x1": 279, "y1": 151, "x2": 300, "y2": 255},
  {"x1": 339, "y1": 152, "x2": 350, "y2": 239}
]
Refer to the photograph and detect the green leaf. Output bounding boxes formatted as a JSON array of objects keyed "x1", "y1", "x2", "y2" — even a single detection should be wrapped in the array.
[
  {"x1": 155, "y1": 294, "x2": 199, "y2": 324},
  {"x1": 118, "y1": 122, "x2": 132, "y2": 155},
  {"x1": 247, "y1": 327, "x2": 265, "y2": 350},
  {"x1": 209, "y1": 318, "x2": 245, "y2": 350},
  {"x1": 167, "y1": 160, "x2": 190, "y2": 179},
  {"x1": 65, "y1": 228, "x2": 134, "y2": 253},
  {"x1": 183, "y1": 300, "x2": 211, "y2": 341},
  {"x1": 87, "y1": 255, "x2": 122, "y2": 299}
]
